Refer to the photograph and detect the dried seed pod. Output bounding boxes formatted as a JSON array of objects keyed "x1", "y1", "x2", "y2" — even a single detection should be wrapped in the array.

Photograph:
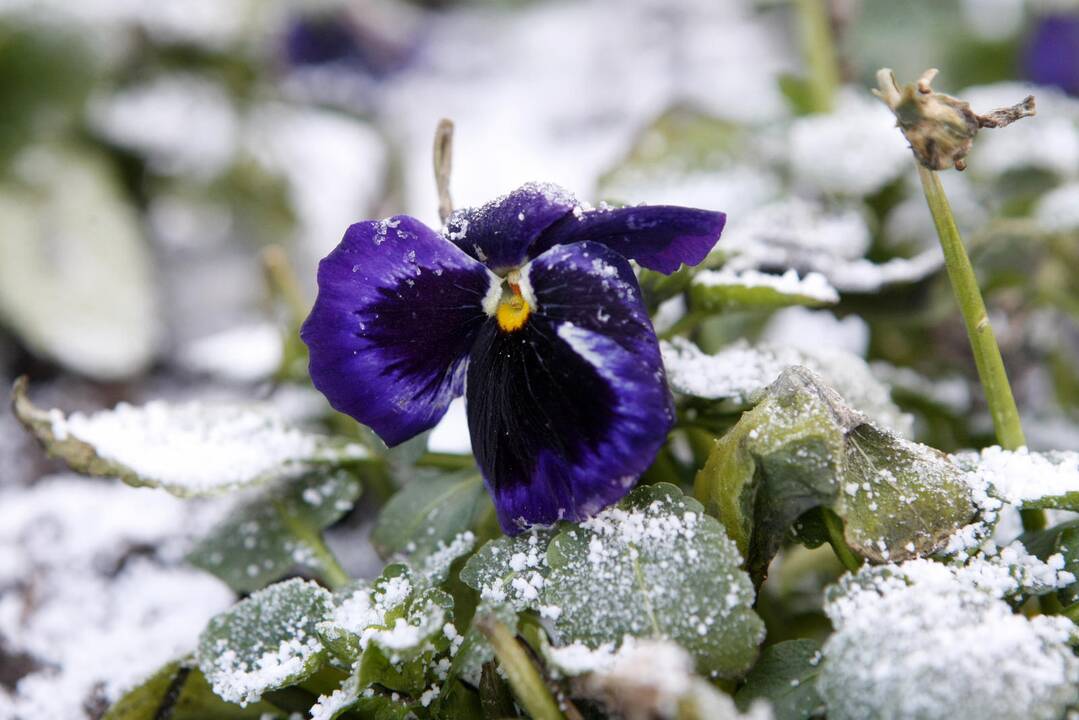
[{"x1": 874, "y1": 68, "x2": 1036, "y2": 171}]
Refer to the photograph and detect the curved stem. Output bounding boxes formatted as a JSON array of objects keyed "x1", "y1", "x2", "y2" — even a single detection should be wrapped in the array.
[
  {"x1": 822, "y1": 508, "x2": 862, "y2": 573},
  {"x1": 916, "y1": 166, "x2": 1044, "y2": 531},
  {"x1": 476, "y1": 616, "x2": 564, "y2": 720}
]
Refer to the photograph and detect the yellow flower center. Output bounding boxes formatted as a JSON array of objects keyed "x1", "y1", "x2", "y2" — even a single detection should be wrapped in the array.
[{"x1": 496, "y1": 282, "x2": 531, "y2": 332}]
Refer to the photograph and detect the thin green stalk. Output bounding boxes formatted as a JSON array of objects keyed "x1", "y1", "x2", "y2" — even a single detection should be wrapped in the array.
[
  {"x1": 795, "y1": 0, "x2": 840, "y2": 113},
  {"x1": 916, "y1": 165, "x2": 1045, "y2": 531},
  {"x1": 476, "y1": 617, "x2": 564, "y2": 720},
  {"x1": 822, "y1": 508, "x2": 862, "y2": 573},
  {"x1": 278, "y1": 504, "x2": 351, "y2": 590}
]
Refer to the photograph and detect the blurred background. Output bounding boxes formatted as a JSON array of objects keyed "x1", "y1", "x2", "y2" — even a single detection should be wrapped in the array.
[{"x1": 1, "y1": 0, "x2": 1078, "y2": 716}]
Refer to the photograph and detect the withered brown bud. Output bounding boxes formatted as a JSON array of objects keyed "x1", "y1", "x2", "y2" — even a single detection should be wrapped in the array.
[{"x1": 873, "y1": 68, "x2": 1036, "y2": 171}]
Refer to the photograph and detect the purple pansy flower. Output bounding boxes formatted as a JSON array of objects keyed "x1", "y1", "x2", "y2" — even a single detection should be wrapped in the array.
[
  {"x1": 1023, "y1": 13, "x2": 1079, "y2": 96},
  {"x1": 301, "y1": 183, "x2": 725, "y2": 533}
]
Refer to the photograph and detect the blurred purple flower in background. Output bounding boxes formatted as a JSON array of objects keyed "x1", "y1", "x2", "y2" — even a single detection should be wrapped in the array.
[
  {"x1": 301, "y1": 183, "x2": 725, "y2": 532},
  {"x1": 1024, "y1": 13, "x2": 1079, "y2": 96},
  {"x1": 282, "y1": 8, "x2": 421, "y2": 79}
]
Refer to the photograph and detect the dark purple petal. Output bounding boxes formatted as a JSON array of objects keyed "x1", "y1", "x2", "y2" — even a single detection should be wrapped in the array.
[
  {"x1": 466, "y1": 241, "x2": 674, "y2": 533},
  {"x1": 532, "y1": 205, "x2": 726, "y2": 274},
  {"x1": 443, "y1": 183, "x2": 576, "y2": 272},
  {"x1": 302, "y1": 216, "x2": 494, "y2": 446},
  {"x1": 1024, "y1": 14, "x2": 1079, "y2": 96}
]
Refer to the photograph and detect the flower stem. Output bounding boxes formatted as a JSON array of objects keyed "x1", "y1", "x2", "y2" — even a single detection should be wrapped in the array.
[
  {"x1": 916, "y1": 165, "x2": 1044, "y2": 531},
  {"x1": 822, "y1": 508, "x2": 862, "y2": 573},
  {"x1": 476, "y1": 616, "x2": 564, "y2": 720},
  {"x1": 277, "y1": 502, "x2": 351, "y2": 590},
  {"x1": 433, "y1": 118, "x2": 455, "y2": 224},
  {"x1": 795, "y1": 0, "x2": 840, "y2": 113}
]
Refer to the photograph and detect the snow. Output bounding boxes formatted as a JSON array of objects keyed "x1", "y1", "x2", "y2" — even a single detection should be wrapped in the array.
[
  {"x1": 177, "y1": 322, "x2": 283, "y2": 383},
  {"x1": 428, "y1": 397, "x2": 472, "y2": 454},
  {"x1": 1034, "y1": 181, "x2": 1079, "y2": 231},
  {"x1": 819, "y1": 557, "x2": 1079, "y2": 720},
  {"x1": 0, "y1": 476, "x2": 233, "y2": 716},
  {"x1": 962, "y1": 82, "x2": 1079, "y2": 179},
  {"x1": 661, "y1": 338, "x2": 912, "y2": 434},
  {"x1": 954, "y1": 446, "x2": 1079, "y2": 506},
  {"x1": 693, "y1": 268, "x2": 840, "y2": 304},
  {"x1": 714, "y1": 197, "x2": 944, "y2": 293},
  {"x1": 209, "y1": 636, "x2": 323, "y2": 706},
  {"x1": 48, "y1": 399, "x2": 365, "y2": 495},
  {"x1": 788, "y1": 89, "x2": 912, "y2": 196},
  {"x1": 310, "y1": 675, "x2": 360, "y2": 720},
  {"x1": 246, "y1": 104, "x2": 387, "y2": 265},
  {"x1": 379, "y1": 0, "x2": 794, "y2": 223},
  {"x1": 761, "y1": 307, "x2": 869, "y2": 357},
  {"x1": 89, "y1": 74, "x2": 239, "y2": 179}
]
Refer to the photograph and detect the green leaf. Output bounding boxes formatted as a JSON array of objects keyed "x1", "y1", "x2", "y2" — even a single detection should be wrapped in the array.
[
  {"x1": 446, "y1": 602, "x2": 518, "y2": 688},
  {"x1": 0, "y1": 146, "x2": 157, "y2": 379},
  {"x1": 197, "y1": 578, "x2": 333, "y2": 706},
  {"x1": 104, "y1": 661, "x2": 283, "y2": 720},
  {"x1": 11, "y1": 377, "x2": 367, "y2": 498},
  {"x1": 543, "y1": 483, "x2": 765, "y2": 679},
  {"x1": 735, "y1": 640, "x2": 825, "y2": 720},
  {"x1": 689, "y1": 269, "x2": 838, "y2": 312},
  {"x1": 695, "y1": 367, "x2": 974, "y2": 584},
  {"x1": 188, "y1": 467, "x2": 362, "y2": 593},
  {"x1": 371, "y1": 469, "x2": 485, "y2": 581}
]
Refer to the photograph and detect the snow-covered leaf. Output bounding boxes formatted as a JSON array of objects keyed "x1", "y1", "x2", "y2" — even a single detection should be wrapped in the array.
[
  {"x1": 309, "y1": 676, "x2": 415, "y2": 720},
  {"x1": 460, "y1": 529, "x2": 555, "y2": 613},
  {"x1": 953, "y1": 446, "x2": 1079, "y2": 511},
  {"x1": 316, "y1": 564, "x2": 455, "y2": 695},
  {"x1": 662, "y1": 338, "x2": 911, "y2": 434},
  {"x1": 196, "y1": 578, "x2": 333, "y2": 707},
  {"x1": 734, "y1": 640, "x2": 824, "y2": 720},
  {"x1": 818, "y1": 559, "x2": 1079, "y2": 720},
  {"x1": 0, "y1": 146, "x2": 158, "y2": 379},
  {"x1": 371, "y1": 469, "x2": 485, "y2": 582},
  {"x1": 1019, "y1": 519, "x2": 1079, "y2": 605},
  {"x1": 715, "y1": 198, "x2": 943, "y2": 293},
  {"x1": 12, "y1": 378, "x2": 367, "y2": 497},
  {"x1": 544, "y1": 483, "x2": 765, "y2": 679},
  {"x1": 690, "y1": 268, "x2": 838, "y2": 311},
  {"x1": 696, "y1": 367, "x2": 974, "y2": 583},
  {"x1": 187, "y1": 467, "x2": 362, "y2": 593}
]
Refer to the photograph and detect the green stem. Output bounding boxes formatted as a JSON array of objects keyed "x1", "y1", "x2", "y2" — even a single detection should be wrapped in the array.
[
  {"x1": 916, "y1": 166, "x2": 1044, "y2": 531},
  {"x1": 822, "y1": 508, "x2": 862, "y2": 573},
  {"x1": 278, "y1": 505, "x2": 350, "y2": 590},
  {"x1": 476, "y1": 617, "x2": 564, "y2": 720},
  {"x1": 795, "y1": 0, "x2": 840, "y2": 113}
]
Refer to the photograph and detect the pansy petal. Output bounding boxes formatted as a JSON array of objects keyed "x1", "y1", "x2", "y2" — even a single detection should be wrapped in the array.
[
  {"x1": 443, "y1": 182, "x2": 576, "y2": 272},
  {"x1": 302, "y1": 216, "x2": 495, "y2": 446},
  {"x1": 467, "y1": 241, "x2": 674, "y2": 532},
  {"x1": 532, "y1": 205, "x2": 726, "y2": 274}
]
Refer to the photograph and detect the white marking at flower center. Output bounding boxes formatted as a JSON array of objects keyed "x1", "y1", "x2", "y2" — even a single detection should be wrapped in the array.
[{"x1": 481, "y1": 270, "x2": 503, "y2": 317}]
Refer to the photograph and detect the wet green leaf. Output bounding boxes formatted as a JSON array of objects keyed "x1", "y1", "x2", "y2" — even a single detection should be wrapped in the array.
[
  {"x1": 372, "y1": 469, "x2": 484, "y2": 581},
  {"x1": 188, "y1": 467, "x2": 362, "y2": 593},
  {"x1": 104, "y1": 660, "x2": 282, "y2": 719},
  {"x1": 0, "y1": 146, "x2": 157, "y2": 379},
  {"x1": 695, "y1": 367, "x2": 974, "y2": 584},
  {"x1": 735, "y1": 640, "x2": 825, "y2": 720}
]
